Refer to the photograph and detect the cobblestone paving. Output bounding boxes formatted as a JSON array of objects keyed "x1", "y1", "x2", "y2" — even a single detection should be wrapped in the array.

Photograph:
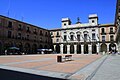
[
  {"x1": 0, "y1": 54, "x2": 101, "y2": 79},
  {"x1": 91, "y1": 55, "x2": 120, "y2": 80}
]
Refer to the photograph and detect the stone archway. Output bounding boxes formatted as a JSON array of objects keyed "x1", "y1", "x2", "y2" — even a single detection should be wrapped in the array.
[
  {"x1": 4, "y1": 43, "x2": 11, "y2": 50},
  {"x1": 100, "y1": 43, "x2": 107, "y2": 52},
  {"x1": 32, "y1": 44, "x2": 37, "y2": 54},
  {"x1": 50, "y1": 45, "x2": 54, "y2": 51},
  {"x1": 92, "y1": 44, "x2": 97, "y2": 54},
  {"x1": 44, "y1": 45, "x2": 48, "y2": 49},
  {"x1": 63, "y1": 45, "x2": 67, "y2": 54},
  {"x1": 70, "y1": 45, "x2": 74, "y2": 54},
  {"x1": 39, "y1": 44, "x2": 43, "y2": 49},
  {"x1": 84, "y1": 44, "x2": 88, "y2": 54},
  {"x1": 16, "y1": 43, "x2": 23, "y2": 52},
  {"x1": 77, "y1": 44, "x2": 81, "y2": 54},
  {"x1": 109, "y1": 43, "x2": 116, "y2": 52},
  {"x1": 0, "y1": 42, "x2": 2, "y2": 54},
  {"x1": 56, "y1": 44, "x2": 60, "y2": 53},
  {"x1": 24, "y1": 43, "x2": 31, "y2": 54}
]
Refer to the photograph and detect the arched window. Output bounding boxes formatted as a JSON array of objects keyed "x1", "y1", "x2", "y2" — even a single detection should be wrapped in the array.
[
  {"x1": 63, "y1": 45, "x2": 67, "y2": 54},
  {"x1": 70, "y1": 45, "x2": 74, "y2": 54},
  {"x1": 102, "y1": 28, "x2": 105, "y2": 33}
]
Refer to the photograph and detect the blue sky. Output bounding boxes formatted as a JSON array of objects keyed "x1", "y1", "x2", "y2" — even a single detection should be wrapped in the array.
[{"x1": 0, "y1": 0, "x2": 117, "y2": 29}]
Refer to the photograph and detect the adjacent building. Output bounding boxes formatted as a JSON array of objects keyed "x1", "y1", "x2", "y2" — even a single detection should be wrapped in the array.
[
  {"x1": 50, "y1": 14, "x2": 117, "y2": 54},
  {"x1": 115, "y1": 0, "x2": 120, "y2": 52},
  {"x1": 99, "y1": 24, "x2": 117, "y2": 53},
  {"x1": 0, "y1": 15, "x2": 52, "y2": 54}
]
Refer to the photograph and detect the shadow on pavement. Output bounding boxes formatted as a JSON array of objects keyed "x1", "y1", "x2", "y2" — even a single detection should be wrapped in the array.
[{"x1": 0, "y1": 68, "x2": 65, "y2": 80}]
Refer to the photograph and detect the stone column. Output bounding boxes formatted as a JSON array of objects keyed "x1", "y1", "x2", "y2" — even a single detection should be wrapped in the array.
[
  {"x1": 74, "y1": 44, "x2": 77, "y2": 54},
  {"x1": 115, "y1": 43, "x2": 118, "y2": 51},
  {"x1": 97, "y1": 44, "x2": 100, "y2": 53},
  {"x1": 88, "y1": 44, "x2": 92, "y2": 54},
  {"x1": 60, "y1": 44, "x2": 63, "y2": 54},
  {"x1": 54, "y1": 45, "x2": 56, "y2": 52},
  {"x1": 67, "y1": 45, "x2": 70, "y2": 54},
  {"x1": 107, "y1": 43, "x2": 110, "y2": 52},
  {"x1": 81, "y1": 45, "x2": 84, "y2": 54}
]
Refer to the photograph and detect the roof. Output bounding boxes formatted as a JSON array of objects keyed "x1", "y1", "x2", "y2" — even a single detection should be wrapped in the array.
[{"x1": 0, "y1": 15, "x2": 48, "y2": 31}]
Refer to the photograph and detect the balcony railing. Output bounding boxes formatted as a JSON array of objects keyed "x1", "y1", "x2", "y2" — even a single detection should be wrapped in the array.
[
  {"x1": 109, "y1": 31, "x2": 115, "y2": 34},
  {"x1": 56, "y1": 35, "x2": 60, "y2": 37},
  {"x1": 18, "y1": 28, "x2": 23, "y2": 31},
  {"x1": 101, "y1": 33, "x2": 106, "y2": 35},
  {"x1": 26, "y1": 30, "x2": 31, "y2": 33},
  {"x1": 33, "y1": 32, "x2": 37, "y2": 35}
]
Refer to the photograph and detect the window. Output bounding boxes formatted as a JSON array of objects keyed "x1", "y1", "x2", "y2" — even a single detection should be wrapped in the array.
[
  {"x1": 18, "y1": 33, "x2": 21, "y2": 39},
  {"x1": 119, "y1": 8, "x2": 120, "y2": 12},
  {"x1": 26, "y1": 27, "x2": 30, "y2": 31},
  {"x1": 8, "y1": 21, "x2": 12, "y2": 28},
  {"x1": 92, "y1": 33, "x2": 96, "y2": 40},
  {"x1": 34, "y1": 29, "x2": 37, "y2": 34},
  {"x1": 92, "y1": 20, "x2": 95, "y2": 23},
  {"x1": 57, "y1": 32, "x2": 59, "y2": 36},
  {"x1": 110, "y1": 28, "x2": 113, "y2": 33},
  {"x1": 64, "y1": 23, "x2": 66, "y2": 26},
  {"x1": 8, "y1": 31, "x2": 12, "y2": 38},
  {"x1": 101, "y1": 28, "x2": 105, "y2": 33},
  {"x1": 34, "y1": 36, "x2": 36, "y2": 42},
  {"x1": 45, "y1": 32, "x2": 48, "y2": 36},
  {"x1": 18, "y1": 24, "x2": 22, "y2": 30},
  {"x1": 92, "y1": 29, "x2": 95, "y2": 31},
  {"x1": 40, "y1": 37, "x2": 42, "y2": 42},
  {"x1": 64, "y1": 35, "x2": 67, "y2": 41},
  {"x1": 40, "y1": 30, "x2": 43, "y2": 35},
  {"x1": 56, "y1": 39, "x2": 59, "y2": 42},
  {"x1": 27, "y1": 35, "x2": 29, "y2": 40},
  {"x1": 84, "y1": 34, "x2": 87, "y2": 40},
  {"x1": 110, "y1": 35, "x2": 114, "y2": 41},
  {"x1": 34, "y1": 29, "x2": 36, "y2": 32},
  {"x1": 64, "y1": 32, "x2": 66, "y2": 33},
  {"x1": 102, "y1": 36, "x2": 105, "y2": 41},
  {"x1": 0, "y1": 19, "x2": 1, "y2": 24},
  {"x1": 70, "y1": 35, "x2": 74, "y2": 41},
  {"x1": 77, "y1": 35, "x2": 80, "y2": 41},
  {"x1": 51, "y1": 32, "x2": 53, "y2": 35}
]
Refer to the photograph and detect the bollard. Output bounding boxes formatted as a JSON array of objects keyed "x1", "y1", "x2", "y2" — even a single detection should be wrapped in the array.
[{"x1": 57, "y1": 56, "x2": 62, "y2": 62}]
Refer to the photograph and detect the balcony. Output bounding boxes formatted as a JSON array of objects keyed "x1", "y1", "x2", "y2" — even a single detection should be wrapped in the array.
[
  {"x1": 18, "y1": 28, "x2": 23, "y2": 31},
  {"x1": 26, "y1": 30, "x2": 31, "y2": 33},
  {"x1": 101, "y1": 33, "x2": 106, "y2": 35},
  {"x1": 109, "y1": 31, "x2": 115, "y2": 34},
  {"x1": 33, "y1": 32, "x2": 37, "y2": 35},
  {"x1": 56, "y1": 35, "x2": 60, "y2": 37}
]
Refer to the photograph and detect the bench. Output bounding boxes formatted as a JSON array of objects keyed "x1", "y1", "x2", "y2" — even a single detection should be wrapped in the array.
[{"x1": 62, "y1": 55, "x2": 72, "y2": 61}]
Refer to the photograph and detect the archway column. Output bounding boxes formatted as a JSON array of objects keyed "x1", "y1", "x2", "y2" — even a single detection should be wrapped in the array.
[
  {"x1": 54, "y1": 45, "x2": 56, "y2": 52},
  {"x1": 60, "y1": 44, "x2": 63, "y2": 54},
  {"x1": 81, "y1": 45, "x2": 84, "y2": 54},
  {"x1": 67, "y1": 45, "x2": 70, "y2": 54},
  {"x1": 118, "y1": 42, "x2": 120, "y2": 52},
  {"x1": 107, "y1": 43, "x2": 110, "y2": 52},
  {"x1": 115, "y1": 43, "x2": 118, "y2": 51},
  {"x1": 97, "y1": 44, "x2": 100, "y2": 53},
  {"x1": 74, "y1": 44, "x2": 77, "y2": 54},
  {"x1": 88, "y1": 44, "x2": 92, "y2": 54}
]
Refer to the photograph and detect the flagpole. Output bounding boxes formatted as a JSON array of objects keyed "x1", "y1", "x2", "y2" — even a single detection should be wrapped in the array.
[{"x1": 7, "y1": 0, "x2": 11, "y2": 17}]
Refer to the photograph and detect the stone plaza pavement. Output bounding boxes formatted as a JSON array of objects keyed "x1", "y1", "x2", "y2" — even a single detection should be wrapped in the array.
[{"x1": 0, "y1": 54, "x2": 120, "y2": 80}]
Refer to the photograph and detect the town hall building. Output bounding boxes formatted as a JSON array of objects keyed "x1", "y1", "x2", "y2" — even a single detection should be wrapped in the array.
[{"x1": 50, "y1": 14, "x2": 117, "y2": 54}]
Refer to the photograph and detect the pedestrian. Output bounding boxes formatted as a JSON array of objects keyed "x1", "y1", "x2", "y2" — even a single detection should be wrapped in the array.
[
  {"x1": 96, "y1": 52, "x2": 98, "y2": 55},
  {"x1": 5, "y1": 50, "x2": 7, "y2": 55}
]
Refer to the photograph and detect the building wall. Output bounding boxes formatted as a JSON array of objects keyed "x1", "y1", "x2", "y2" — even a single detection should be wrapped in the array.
[
  {"x1": 115, "y1": 0, "x2": 120, "y2": 52},
  {"x1": 51, "y1": 14, "x2": 117, "y2": 54},
  {"x1": 0, "y1": 15, "x2": 52, "y2": 54},
  {"x1": 99, "y1": 25, "x2": 116, "y2": 42}
]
